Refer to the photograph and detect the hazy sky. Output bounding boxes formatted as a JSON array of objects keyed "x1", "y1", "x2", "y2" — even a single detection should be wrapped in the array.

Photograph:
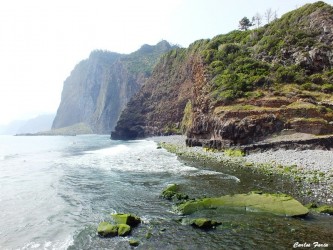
[{"x1": 0, "y1": 0, "x2": 331, "y2": 125}]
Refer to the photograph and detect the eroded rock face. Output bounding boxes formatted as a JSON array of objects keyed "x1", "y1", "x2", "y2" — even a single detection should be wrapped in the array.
[
  {"x1": 188, "y1": 114, "x2": 284, "y2": 147},
  {"x1": 111, "y1": 44, "x2": 205, "y2": 139}
]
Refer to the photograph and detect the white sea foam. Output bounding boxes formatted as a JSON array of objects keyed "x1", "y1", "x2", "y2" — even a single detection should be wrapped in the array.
[
  {"x1": 76, "y1": 140, "x2": 241, "y2": 181},
  {"x1": 20, "y1": 236, "x2": 73, "y2": 250},
  {"x1": 87, "y1": 144, "x2": 130, "y2": 156},
  {"x1": 188, "y1": 169, "x2": 240, "y2": 182}
]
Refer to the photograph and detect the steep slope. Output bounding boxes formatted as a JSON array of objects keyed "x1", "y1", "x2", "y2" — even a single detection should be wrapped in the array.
[
  {"x1": 111, "y1": 42, "x2": 206, "y2": 139},
  {"x1": 52, "y1": 41, "x2": 175, "y2": 134},
  {"x1": 112, "y1": 1, "x2": 333, "y2": 146}
]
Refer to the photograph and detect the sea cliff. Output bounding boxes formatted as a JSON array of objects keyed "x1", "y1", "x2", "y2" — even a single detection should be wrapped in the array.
[{"x1": 53, "y1": 41, "x2": 176, "y2": 134}]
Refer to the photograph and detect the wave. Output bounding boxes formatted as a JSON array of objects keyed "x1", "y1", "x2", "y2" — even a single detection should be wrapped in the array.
[
  {"x1": 20, "y1": 236, "x2": 73, "y2": 250},
  {"x1": 60, "y1": 140, "x2": 240, "y2": 183},
  {"x1": 89, "y1": 144, "x2": 130, "y2": 156},
  {"x1": 188, "y1": 169, "x2": 240, "y2": 182}
]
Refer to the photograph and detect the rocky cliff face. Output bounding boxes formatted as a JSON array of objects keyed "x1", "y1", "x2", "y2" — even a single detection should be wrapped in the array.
[
  {"x1": 113, "y1": 2, "x2": 333, "y2": 146},
  {"x1": 52, "y1": 41, "x2": 175, "y2": 134},
  {"x1": 111, "y1": 41, "x2": 207, "y2": 139}
]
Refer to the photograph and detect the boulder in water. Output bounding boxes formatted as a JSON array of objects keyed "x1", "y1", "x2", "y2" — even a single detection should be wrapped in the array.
[
  {"x1": 190, "y1": 218, "x2": 221, "y2": 229},
  {"x1": 117, "y1": 224, "x2": 131, "y2": 236},
  {"x1": 112, "y1": 213, "x2": 141, "y2": 227},
  {"x1": 161, "y1": 183, "x2": 189, "y2": 201},
  {"x1": 97, "y1": 222, "x2": 118, "y2": 237},
  {"x1": 129, "y1": 239, "x2": 140, "y2": 246},
  {"x1": 176, "y1": 192, "x2": 309, "y2": 217}
]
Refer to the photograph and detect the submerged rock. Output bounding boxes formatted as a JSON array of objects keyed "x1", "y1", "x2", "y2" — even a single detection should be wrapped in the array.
[
  {"x1": 117, "y1": 224, "x2": 131, "y2": 236},
  {"x1": 176, "y1": 192, "x2": 309, "y2": 217},
  {"x1": 191, "y1": 218, "x2": 221, "y2": 229},
  {"x1": 314, "y1": 205, "x2": 333, "y2": 215},
  {"x1": 112, "y1": 213, "x2": 141, "y2": 227},
  {"x1": 97, "y1": 222, "x2": 118, "y2": 237},
  {"x1": 129, "y1": 239, "x2": 140, "y2": 246},
  {"x1": 161, "y1": 183, "x2": 189, "y2": 201}
]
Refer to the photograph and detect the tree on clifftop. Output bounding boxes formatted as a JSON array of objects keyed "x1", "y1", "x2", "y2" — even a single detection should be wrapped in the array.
[{"x1": 239, "y1": 17, "x2": 253, "y2": 30}]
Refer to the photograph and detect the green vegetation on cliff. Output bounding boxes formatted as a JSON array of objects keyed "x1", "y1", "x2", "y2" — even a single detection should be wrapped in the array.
[{"x1": 203, "y1": 1, "x2": 333, "y2": 104}]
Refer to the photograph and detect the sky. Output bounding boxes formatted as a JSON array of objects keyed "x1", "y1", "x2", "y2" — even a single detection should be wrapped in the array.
[{"x1": 0, "y1": 0, "x2": 332, "y2": 125}]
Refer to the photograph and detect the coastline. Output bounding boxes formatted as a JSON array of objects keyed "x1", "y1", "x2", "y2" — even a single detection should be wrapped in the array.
[{"x1": 149, "y1": 135, "x2": 333, "y2": 205}]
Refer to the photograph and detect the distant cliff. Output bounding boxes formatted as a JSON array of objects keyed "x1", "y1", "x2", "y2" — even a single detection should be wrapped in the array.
[
  {"x1": 0, "y1": 114, "x2": 55, "y2": 135},
  {"x1": 112, "y1": 1, "x2": 333, "y2": 146},
  {"x1": 52, "y1": 40, "x2": 176, "y2": 134}
]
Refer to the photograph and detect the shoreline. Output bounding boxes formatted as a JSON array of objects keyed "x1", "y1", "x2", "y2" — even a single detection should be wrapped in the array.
[{"x1": 149, "y1": 135, "x2": 333, "y2": 205}]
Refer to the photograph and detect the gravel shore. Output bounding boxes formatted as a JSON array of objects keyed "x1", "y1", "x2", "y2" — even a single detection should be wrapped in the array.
[{"x1": 149, "y1": 135, "x2": 333, "y2": 204}]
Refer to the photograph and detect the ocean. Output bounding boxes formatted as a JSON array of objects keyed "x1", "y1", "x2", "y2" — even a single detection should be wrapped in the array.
[{"x1": 0, "y1": 135, "x2": 332, "y2": 249}]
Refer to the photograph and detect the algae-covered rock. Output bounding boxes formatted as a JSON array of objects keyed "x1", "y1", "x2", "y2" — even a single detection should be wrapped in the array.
[
  {"x1": 191, "y1": 218, "x2": 221, "y2": 229},
  {"x1": 176, "y1": 192, "x2": 309, "y2": 217},
  {"x1": 161, "y1": 184, "x2": 179, "y2": 200},
  {"x1": 161, "y1": 183, "x2": 189, "y2": 201},
  {"x1": 112, "y1": 213, "x2": 141, "y2": 227},
  {"x1": 129, "y1": 239, "x2": 140, "y2": 246},
  {"x1": 315, "y1": 205, "x2": 333, "y2": 215},
  {"x1": 117, "y1": 224, "x2": 131, "y2": 236},
  {"x1": 305, "y1": 202, "x2": 318, "y2": 209},
  {"x1": 97, "y1": 222, "x2": 118, "y2": 237},
  {"x1": 145, "y1": 229, "x2": 152, "y2": 239}
]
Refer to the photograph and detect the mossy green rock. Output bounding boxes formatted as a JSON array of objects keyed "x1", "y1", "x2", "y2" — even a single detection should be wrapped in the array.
[
  {"x1": 117, "y1": 224, "x2": 131, "y2": 236},
  {"x1": 191, "y1": 218, "x2": 221, "y2": 229},
  {"x1": 112, "y1": 213, "x2": 141, "y2": 227},
  {"x1": 97, "y1": 222, "x2": 118, "y2": 237},
  {"x1": 177, "y1": 193, "x2": 309, "y2": 217},
  {"x1": 315, "y1": 205, "x2": 333, "y2": 215},
  {"x1": 161, "y1": 184, "x2": 179, "y2": 200},
  {"x1": 305, "y1": 202, "x2": 318, "y2": 209},
  {"x1": 161, "y1": 183, "x2": 189, "y2": 201},
  {"x1": 129, "y1": 239, "x2": 140, "y2": 246}
]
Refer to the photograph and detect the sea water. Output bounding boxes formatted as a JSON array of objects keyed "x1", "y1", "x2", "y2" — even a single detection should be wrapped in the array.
[{"x1": 0, "y1": 135, "x2": 332, "y2": 249}]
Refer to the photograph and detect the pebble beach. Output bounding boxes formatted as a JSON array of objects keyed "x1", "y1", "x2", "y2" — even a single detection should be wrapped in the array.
[{"x1": 150, "y1": 135, "x2": 333, "y2": 205}]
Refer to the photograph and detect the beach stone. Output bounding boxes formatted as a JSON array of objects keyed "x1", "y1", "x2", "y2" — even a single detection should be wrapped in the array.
[
  {"x1": 97, "y1": 222, "x2": 118, "y2": 237},
  {"x1": 176, "y1": 192, "x2": 309, "y2": 217},
  {"x1": 117, "y1": 224, "x2": 131, "y2": 236},
  {"x1": 112, "y1": 213, "x2": 141, "y2": 227}
]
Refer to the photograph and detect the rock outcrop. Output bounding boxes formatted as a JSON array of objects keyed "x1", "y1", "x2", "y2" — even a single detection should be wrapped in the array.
[{"x1": 53, "y1": 41, "x2": 175, "y2": 134}]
